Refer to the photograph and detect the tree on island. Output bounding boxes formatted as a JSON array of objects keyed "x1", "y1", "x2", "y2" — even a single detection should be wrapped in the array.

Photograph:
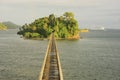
[
  {"x1": 0, "y1": 23, "x2": 7, "y2": 30},
  {"x1": 17, "y1": 12, "x2": 80, "y2": 39}
]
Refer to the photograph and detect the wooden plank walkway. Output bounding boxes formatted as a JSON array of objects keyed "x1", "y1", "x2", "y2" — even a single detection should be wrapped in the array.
[{"x1": 39, "y1": 33, "x2": 63, "y2": 80}]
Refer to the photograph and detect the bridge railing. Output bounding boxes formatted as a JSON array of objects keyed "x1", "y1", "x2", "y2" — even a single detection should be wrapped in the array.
[
  {"x1": 54, "y1": 35, "x2": 64, "y2": 80},
  {"x1": 38, "y1": 34, "x2": 52, "y2": 80}
]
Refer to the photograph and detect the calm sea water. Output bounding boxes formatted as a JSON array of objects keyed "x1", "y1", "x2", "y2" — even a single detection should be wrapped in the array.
[{"x1": 0, "y1": 29, "x2": 120, "y2": 80}]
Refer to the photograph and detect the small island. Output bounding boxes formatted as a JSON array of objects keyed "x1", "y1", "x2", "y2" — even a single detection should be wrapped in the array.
[
  {"x1": 79, "y1": 29, "x2": 89, "y2": 32},
  {"x1": 0, "y1": 23, "x2": 7, "y2": 30},
  {"x1": 17, "y1": 12, "x2": 80, "y2": 40}
]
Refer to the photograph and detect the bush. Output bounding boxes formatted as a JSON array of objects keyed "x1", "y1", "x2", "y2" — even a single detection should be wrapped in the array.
[
  {"x1": 24, "y1": 32, "x2": 31, "y2": 38},
  {"x1": 31, "y1": 33, "x2": 40, "y2": 38}
]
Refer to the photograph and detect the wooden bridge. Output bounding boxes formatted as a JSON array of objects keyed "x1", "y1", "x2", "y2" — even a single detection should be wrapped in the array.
[{"x1": 39, "y1": 33, "x2": 63, "y2": 80}]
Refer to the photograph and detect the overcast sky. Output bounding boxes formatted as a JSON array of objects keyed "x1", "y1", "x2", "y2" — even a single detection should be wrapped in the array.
[{"x1": 0, "y1": 0, "x2": 120, "y2": 28}]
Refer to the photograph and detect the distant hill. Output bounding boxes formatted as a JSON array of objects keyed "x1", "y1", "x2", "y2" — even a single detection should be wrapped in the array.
[
  {"x1": 2, "y1": 21, "x2": 21, "y2": 29},
  {"x1": 0, "y1": 23, "x2": 7, "y2": 30}
]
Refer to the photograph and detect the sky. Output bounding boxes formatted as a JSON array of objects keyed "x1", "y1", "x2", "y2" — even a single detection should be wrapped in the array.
[{"x1": 0, "y1": 0, "x2": 120, "y2": 29}]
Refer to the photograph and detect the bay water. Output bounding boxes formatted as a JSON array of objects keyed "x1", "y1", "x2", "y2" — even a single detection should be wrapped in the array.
[{"x1": 0, "y1": 29, "x2": 120, "y2": 80}]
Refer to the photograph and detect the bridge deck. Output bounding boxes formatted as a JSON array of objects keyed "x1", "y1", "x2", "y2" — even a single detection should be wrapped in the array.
[{"x1": 39, "y1": 33, "x2": 63, "y2": 80}]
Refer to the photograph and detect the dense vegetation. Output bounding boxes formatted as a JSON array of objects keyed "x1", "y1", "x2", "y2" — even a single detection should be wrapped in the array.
[
  {"x1": 0, "y1": 23, "x2": 7, "y2": 30},
  {"x1": 2, "y1": 21, "x2": 21, "y2": 29},
  {"x1": 17, "y1": 12, "x2": 79, "y2": 39}
]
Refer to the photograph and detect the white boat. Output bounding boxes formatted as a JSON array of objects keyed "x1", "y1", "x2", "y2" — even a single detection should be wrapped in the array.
[
  {"x1": 90, "y1": 26, "x2": 105, "y2": 31},
  {"x1": 100, "y1": 27, "x2": 105, "y2": 30}
]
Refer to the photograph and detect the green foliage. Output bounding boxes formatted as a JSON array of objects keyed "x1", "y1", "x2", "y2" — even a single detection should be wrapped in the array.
[
  {"x1": 24, "y1": 32, "x2": 31, "y2": 38},
  {"x1": 63, "y1": 12, "x2": 74, "y2": 20},
  {"x1": 0, "y1": 23, "x2": 7, "y2": 30},
  {"x1": 17, "y1": 12, "x2": 79, "y2": 39},
  {"x1": 31, "y1": 33, "x2": 40, "y2": 38}
]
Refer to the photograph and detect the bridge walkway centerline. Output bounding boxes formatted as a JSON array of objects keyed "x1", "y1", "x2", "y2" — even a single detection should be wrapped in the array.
[{"x1": 39, "y1": 33, "x2": 63, "y2": 80}]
